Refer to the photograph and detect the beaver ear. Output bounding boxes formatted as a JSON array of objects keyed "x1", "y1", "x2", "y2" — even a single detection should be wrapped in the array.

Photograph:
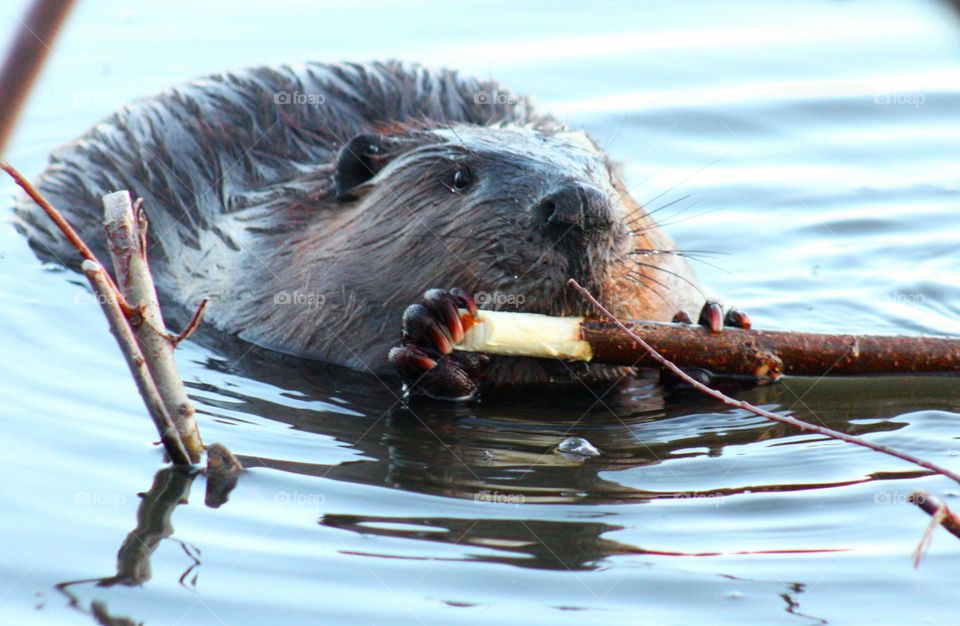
[{"x1": 333, "y1": 134, "x2": 386, "y2": 201}]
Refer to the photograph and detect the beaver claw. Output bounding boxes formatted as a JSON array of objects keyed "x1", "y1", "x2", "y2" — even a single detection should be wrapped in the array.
[
  {"x1": 673, "y1": 301, "x2": 751, "y2": 333},
  {"x1": 666, "y1": 301, "x2": 754, "y2": 390},
  {"x1": 389, "y1": 288, "x2": 490, "y2": 401}
]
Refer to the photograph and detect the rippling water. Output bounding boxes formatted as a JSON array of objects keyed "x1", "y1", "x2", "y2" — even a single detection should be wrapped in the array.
[{"x1": 2, "y1": 1, "x2": 960, "y2": 624}]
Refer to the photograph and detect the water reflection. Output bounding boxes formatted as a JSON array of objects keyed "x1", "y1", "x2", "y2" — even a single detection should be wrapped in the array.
[
  {"x1": 320, "y1": 514, "x2": 847, "y2": 571},
  {"x1": 47, "y1": 328, "x2": 959, "y2": 625},
  {"x1": 55, "y1": 468, "x2": 198, "y2": 626}
]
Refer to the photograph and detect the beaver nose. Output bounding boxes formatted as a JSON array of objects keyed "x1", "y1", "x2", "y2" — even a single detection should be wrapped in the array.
[{"x1": 535, "y1": 184, "x2": 612, "y2": 235}]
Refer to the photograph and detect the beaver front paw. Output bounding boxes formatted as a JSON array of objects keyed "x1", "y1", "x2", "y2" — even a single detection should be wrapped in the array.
[
  {"x1": 672, "y1": 301, "x2": 752, "y2": 333},
  {"x1": 666, "y1": 301, "x2": 754, "y2": 390},
  {"x1": 388, "y1": 288, "x2": 490, "y2": 401}
]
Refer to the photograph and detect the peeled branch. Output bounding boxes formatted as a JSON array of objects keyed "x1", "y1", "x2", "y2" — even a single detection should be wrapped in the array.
[{"x1": 454, "y1": 310, "x2": 960, "y2": 380}]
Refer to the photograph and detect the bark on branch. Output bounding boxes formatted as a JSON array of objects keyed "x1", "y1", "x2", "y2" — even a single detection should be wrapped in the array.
[
  {"x1": 81, "y1": 260, "x2": 191, "y2": 466},
  {"x1": 103, "y1": 191, "x2": 203, "y2": 462},
  {"x1": 567, "y1": 279, "x2": 960, "y2": 486},
  {"x1": 453, "y1": 308, "x2": 960, "y2": 379},
  {"x1": 582, "y1": 321, "x2": 960, "y2": 379},
  {"x1": 4, "y1": 162, "x2": 220, "y2": 467}
]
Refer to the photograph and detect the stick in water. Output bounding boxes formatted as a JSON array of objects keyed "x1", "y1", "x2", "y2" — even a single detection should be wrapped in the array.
[
  {"x1": 82, "y1": 260, "x2": 191, "y2": 466},
  {"x1": 566, "y1": 279, "x2": 960, "y2": 487},
  {"x1": 581, "y1": 320, "x2": 960, "y2": 379},
  {"x1": 4, "y1": 162, "x2": 215, "y2": 466},
  {"x1": 103, "y1": 191, "x2": 204, "y2": 462}
]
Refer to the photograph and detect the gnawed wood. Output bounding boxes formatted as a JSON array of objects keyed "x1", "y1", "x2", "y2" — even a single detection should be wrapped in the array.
[
  {"x1": 103, "y1": 191, "x2": 203, "y2": 462},
  {"x1": 454, "y1": 309, "x2": 960, "y2": 379}
]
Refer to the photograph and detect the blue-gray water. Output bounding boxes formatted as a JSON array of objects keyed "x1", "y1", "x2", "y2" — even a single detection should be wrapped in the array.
[{"x1": 2, "y1": 1, "x2": 960, "y2": 624}]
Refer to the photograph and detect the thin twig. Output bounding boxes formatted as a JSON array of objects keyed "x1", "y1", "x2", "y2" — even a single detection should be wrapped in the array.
[
  {"x1": 82, "y1": 260, "x2": 191, "y2": 465},
  {"x1": 2, "y1": 160, "x2": 99, "y2": 263},
  {"x1": 0, "y1": 0, "x2": 76, "y2": 154},
  {"x1": 568, "y1": 279, "x2": 960, "y2": 486},
  {"x1": 910, "y1": 491, "x2": 960, "y2": 566},
  {"x1": 172, "y1": 299, "x2": 208, "y2": 345},
  {"x1": 4, "y1": 160, "x2": 139, "y2": 316}
]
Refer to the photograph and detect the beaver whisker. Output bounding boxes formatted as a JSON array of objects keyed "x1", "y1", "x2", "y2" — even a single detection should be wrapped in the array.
[
  {"x1": 438, "y1": 123, "x2": 480, "y2": 159},
  {"x1": 642, "y1": 193, "x2": 692, "y2": 219},
  {"x1": 594, "y1": 115, "x2": 627, "y2": 154},
  {"x1": 628, "y1": 203, "x2": 727, "y2": 237},
  {"x1": 624, "y1": 271, "x2": 670, "y2": 306},
  {"x1": 629, "y1": 261, "x2": 707, "y2": 300},
  {"x1": 624, "y1": 195, "x2": 699, "y2": 228},
  {"x1": 629, "y1": 248, "x2": 725, "y2": 258},
  {"x1": 643, "y1": 204, "x2": 723, "y2": 231},
  {"x1": 630, "y1": 248, "x2": 731, "y2": 273},
  {"x1": 639, "y1": 149, "x2": 736, "y2": 211}
]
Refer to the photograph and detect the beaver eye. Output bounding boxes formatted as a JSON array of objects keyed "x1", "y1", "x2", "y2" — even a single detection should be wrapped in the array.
[{"x1": 452, "y1": 167, "x2": 473, "y2": 191}]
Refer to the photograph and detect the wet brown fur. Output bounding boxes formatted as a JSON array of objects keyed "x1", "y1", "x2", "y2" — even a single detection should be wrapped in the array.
[{"x1": 14, "y1": 61, "x2": 703, "y2": 388}]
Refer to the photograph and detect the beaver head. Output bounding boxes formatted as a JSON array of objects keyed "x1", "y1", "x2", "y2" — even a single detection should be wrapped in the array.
[
  {"x1": 331, "y1": 124, "x2": 630, "y2": 313},
  {"x1": 276, "y1": 122, "x2": 701, "y2": 384}
]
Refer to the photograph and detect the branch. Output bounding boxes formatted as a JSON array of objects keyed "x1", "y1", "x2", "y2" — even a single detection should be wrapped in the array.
[
  {"x1": 567, "y1": 279, "x2": 960, "y2": 486},
  {"x1": 1, "y1": 160, "x2": 100, "y2": 263},
  {"x1": 82, "y1": 261, "x2": 191, "y2": 465},
  {"x1": 581, "y1": 321, "x2": 960, "y2": 378},
  {"x1": 102, "y1": 191, "x2": 204, "y2": 462},
  {"x1": 910, "y1": 491, "x2": 960, "y2": 567},
  {"x1": 452, "y1": 308, "x2": 960, "y2": 379},
  {"x1": 3, "y1": 162, "x2": 237, "y2": 470},
  {"x1": 172, "y1": 298, "x2": 208, "y2": 345},
  {"x1": 0, "y1": 0, "x2": 76, "y2": 154}
]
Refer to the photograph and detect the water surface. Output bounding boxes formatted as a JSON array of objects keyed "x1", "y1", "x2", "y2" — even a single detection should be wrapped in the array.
[{"x1": 1, "y1": 1, "x2": 959, "y2": 624}]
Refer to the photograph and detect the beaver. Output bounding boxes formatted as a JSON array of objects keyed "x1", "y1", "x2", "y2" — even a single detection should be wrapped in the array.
[{"x1": 15, "y1": 61, "x2": 747, "y2": 400}]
